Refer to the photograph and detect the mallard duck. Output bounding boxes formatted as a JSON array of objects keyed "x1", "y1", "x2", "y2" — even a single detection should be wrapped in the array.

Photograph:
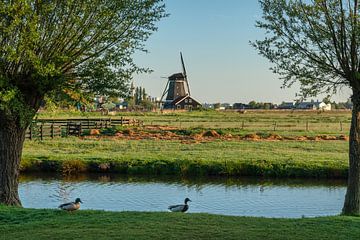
[
  {"x1": 58, "y1": 198, "x2": 83, "y2": 211},
  {"x1": 168, "y1": 198, "x2": 191, "y2": 212}
]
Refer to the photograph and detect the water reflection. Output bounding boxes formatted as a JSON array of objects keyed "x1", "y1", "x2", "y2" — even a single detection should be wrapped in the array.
[{"x1": 19, "y1": 173, "x2": 346, "y2": 218}]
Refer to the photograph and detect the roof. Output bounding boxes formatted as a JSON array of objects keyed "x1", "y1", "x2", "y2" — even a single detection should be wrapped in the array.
[
  {"x1": 172, "y1": 95, "x2": 201, "y2": 106},
  {"x1": 168, "y1": 73, "x2": 185, "y2": 80}
]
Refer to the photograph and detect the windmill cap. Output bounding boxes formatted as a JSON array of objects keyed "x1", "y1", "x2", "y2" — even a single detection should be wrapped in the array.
[{"x1": 168, "y1": 73, "x2": 186, "y2": 80}]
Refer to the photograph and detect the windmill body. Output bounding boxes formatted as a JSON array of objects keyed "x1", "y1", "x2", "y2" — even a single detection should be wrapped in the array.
[{"x1": 161, "y1": 53, "x2": 201, "y2": 110}]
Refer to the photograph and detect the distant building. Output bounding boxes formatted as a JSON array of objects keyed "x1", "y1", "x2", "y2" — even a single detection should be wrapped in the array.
[
  {"x1": 318, "y1": 102, "x2": 332, "y2": 111},
  {"x1": 221, "y1": 103, "x2": 232, "y2": 109},
  {"x1": 295, "y1": 101, "x2": 331, "y2": 111},
  {"x1": 233, "y1": 103, "x2": 249, "y2": 109},
  {"x1": 203, "y1": 103, "x2": 215, "y2": 109},
  {"x1": 278, "y1": 102, "x2": 295, "y2": 109}
]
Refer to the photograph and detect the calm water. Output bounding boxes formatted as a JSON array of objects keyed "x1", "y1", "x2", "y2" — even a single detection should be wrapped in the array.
[{"x1": 19, "y1": 173, "x2": 346, "y2": 218}]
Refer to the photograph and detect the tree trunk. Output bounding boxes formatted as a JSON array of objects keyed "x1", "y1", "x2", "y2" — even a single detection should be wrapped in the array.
[
  {"x1": 0, "y1": 119, "x2": 26, "y2": 206},
  {"x1": 342, "y1": 93, "x2": 360, "y2": 215}
]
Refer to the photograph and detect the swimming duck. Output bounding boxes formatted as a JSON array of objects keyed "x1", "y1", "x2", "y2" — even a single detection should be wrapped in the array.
[
  {"x1": 168, "y1": 198, "x2": 191, "y2": 212},
  {"x1": 58, "y1": 198, "x2": 83, "y2": 211}
]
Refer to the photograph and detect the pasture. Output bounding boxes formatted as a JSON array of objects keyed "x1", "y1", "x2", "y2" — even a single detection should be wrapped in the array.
[{"x1": 36, "y1": 109, "x2": 352, "y2": 136}]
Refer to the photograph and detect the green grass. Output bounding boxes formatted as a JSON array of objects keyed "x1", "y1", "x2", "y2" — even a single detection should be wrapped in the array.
[
  {"x1": 36, "y1": 109, "x2": 353, "y2": 135},
  {"x1": 0, "y1": 205, "x2": 359, "y2": 240},
  {"x1": 21, "y1": 138, "x2": 349, "y2": 178}
]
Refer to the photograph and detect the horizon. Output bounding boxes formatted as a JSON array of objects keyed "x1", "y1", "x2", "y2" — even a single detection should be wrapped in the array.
[{"x1": 133, "y1": 0, "x2": 352, "y2": 105}]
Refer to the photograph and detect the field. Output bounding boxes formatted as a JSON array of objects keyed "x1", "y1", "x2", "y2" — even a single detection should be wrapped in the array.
[
  {"x1": 0, "y1": 205, "x2": 359, "y2": 240},
  {"x1": 20, "y1": 110, "x2": 353, "y2": 178},
  {"x1": 21, "y1": 134, "x2": 349, "y2": 178},
  {"x1": 36, "y1": 109, "x2": 352, "y2": 136}
]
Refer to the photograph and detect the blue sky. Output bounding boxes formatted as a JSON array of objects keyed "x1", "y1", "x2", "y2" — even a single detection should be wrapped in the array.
[{"x1": 134, "y1": 0, "x2": 351, "y2": 104}]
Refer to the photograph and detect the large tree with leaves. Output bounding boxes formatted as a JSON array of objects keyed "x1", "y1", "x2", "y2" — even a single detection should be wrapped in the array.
[
  {"x1": 0, "y1": 0, "x2": 166, "y2": 206},
  {"x1": 253, "y1": 0, "x2": 360, "y2": 215}
]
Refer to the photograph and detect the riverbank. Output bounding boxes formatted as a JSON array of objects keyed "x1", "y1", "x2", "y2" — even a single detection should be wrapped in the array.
[
  {"x1": 0, "y1": 205, "x2": 359, "y2": 240},
  {"x1": 21, "y1": 137, "x2": 348, "y2": 178}
]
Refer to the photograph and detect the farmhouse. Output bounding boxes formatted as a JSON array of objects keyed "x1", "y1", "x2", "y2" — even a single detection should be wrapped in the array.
[{"x1": 171, "y1": 95, "x2": 202, "y2": 110}]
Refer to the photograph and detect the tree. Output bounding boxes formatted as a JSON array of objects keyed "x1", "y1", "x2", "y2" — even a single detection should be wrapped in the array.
[
  {"x1": 253, "y1": 0, "x2": 360, "y2": 215},
  {"x1": 0, "y1": 0, "x2": 166, "y2": 206},
  {"x1": 248, "y1": 101, "x2": 258, "y2": 109},
  {"x1": 322, "y1": 95, "x2": 332, "y2": 104}
]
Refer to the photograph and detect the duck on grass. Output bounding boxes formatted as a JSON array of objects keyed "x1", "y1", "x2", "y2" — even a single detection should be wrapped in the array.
[
  {"x1": 168, "y1": 198, "x2": 192, "y2": 212},
  {"x1": 58, "y1": 198, "x2": 83, "y2": 211}
]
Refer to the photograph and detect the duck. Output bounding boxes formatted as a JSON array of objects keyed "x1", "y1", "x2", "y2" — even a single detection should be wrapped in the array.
[
  {"x1": 168, "y1": 198, "x2": 191, "y2": 212},
  {"x1": 58, "y1": 198, "x2": 83, "y2": 211}
]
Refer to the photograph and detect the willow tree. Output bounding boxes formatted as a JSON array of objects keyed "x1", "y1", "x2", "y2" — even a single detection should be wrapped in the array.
[
  {"x1": 0, "y1": 0, "x2": 166, "y2": 206},
  {"x1": 253, "y1": 0, "x2": 360, "y2": 215}
]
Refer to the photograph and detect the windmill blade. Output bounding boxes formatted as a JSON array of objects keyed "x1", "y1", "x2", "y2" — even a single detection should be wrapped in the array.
[
  {"x1": 180, "y1": 52, "x2": 187, "y2": 78},
  {"x1": 180, "y1": 52, "x2": 191, "y2": 96},
  {"x1": 160, "y1": 79, "x2": 170, "y2": 102}
]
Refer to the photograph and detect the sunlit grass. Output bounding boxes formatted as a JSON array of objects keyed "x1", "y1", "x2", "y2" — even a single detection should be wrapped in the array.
[
  {"x1": 0, "y1": 206, "x2": 359, "y2": 240},
  {"x1": 36, "y1": 109, "x2": 352, "y2": 135},
  {"x1": 22, "y1": 138, "x2": 348, "y2": 178}
]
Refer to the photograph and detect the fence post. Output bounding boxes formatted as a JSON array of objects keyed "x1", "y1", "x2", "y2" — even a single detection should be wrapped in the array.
[
  {"x1": 340, "y1": 121, "x2": 343, "y2": 131},
  {"x1": 51, "y1": 123, "x2": 54, "y2": 139},
  {"x1": 79, "y1": 123, "x2": 82, "y2": 137},
  {"x1": 306, "y1": 121, "x2": 309, "y2": 131},
  {"x1": 40, "y1": 123, "x2": 43, "y2": 141},
  {"x1": 241, "y1": 121, "x2": 245, "y2": 130},
  {"x1": 121, "y1": 116, "x2": 123, "y2": 126},
  {"x1": 273, "y1": 122, "x2": 277, "y2": 131},
  {"x1": 29, "y1": 123, "x2": 32, "y2": 140}
]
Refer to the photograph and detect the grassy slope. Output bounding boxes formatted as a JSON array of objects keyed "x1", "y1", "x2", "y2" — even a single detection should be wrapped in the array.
[
  {"x1": 0, "y1": 206, "x2": 359, "y2": 240},
  {"x1": 22, "y1": 138, "x2": 348, "y2": 177}
]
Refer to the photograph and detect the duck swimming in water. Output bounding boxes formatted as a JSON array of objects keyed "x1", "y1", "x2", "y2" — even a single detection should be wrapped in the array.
[
  {"x1": 58, "y1": 198, "x2": 83, "y2": 211},
  {"x1": 168, "y1": 198, "x2": 191, "y2": 212}
]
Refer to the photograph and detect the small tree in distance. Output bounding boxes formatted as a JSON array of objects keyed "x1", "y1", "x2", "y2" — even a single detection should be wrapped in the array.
[
  {"x1": 0, "y1": 0, "x2": 166, "y2": 206},
  {"x1": 253, "y1": 0, "x2": 360, "y2": 215}
]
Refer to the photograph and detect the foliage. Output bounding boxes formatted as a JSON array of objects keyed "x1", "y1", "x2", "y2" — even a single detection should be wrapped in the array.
[
  {"x1": 1, "y1": 206, "x2": 360, "y2": 240},
  {"x1": 248, "y1": 101, "x2": 275, "y2": 109},
  {"x1": 0, "y1": 0, "x2": 167, "y2": 124},
  {"x1": 102, "y1": 102, "x2": 116, "y2": 111},
  {"x1": 252, "y1": 0, "x2": 360, "y2": 98}
]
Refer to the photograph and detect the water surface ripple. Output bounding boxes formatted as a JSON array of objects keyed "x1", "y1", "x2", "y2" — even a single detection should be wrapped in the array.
[{"x1": 19, "y1": 174, "x2": 346, "y2": 218}]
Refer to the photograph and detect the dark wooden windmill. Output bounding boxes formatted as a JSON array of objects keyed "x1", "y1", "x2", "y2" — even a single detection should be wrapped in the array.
[{"x1": 160, "y1": 53, "x2": 201, "y2": 110}]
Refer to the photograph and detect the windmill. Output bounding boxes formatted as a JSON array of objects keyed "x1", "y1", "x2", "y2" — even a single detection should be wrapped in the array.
[{"x1": 160, "y1": 52, "x2": 191, "y2": 108}]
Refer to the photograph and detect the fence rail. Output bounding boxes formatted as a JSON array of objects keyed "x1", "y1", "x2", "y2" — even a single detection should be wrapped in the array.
[
  {"x1": 26, "y1": 117, "x2": 142, "y2": 140},
  {"x1": 142, "y1": 120, "x2": 351, "y2": 133}
]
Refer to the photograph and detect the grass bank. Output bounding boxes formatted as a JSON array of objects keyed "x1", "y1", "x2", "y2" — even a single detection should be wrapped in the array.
[
  {"x1": 0, "y1": 206, "x2": 359, "y2": 240},
  {"x1": 22, "y1": 138, "x2": 348, "y2": 178}
]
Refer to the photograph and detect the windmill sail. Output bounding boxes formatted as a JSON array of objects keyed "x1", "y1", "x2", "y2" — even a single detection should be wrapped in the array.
[{"x1": 180, "y1": 52, "x2": 191, "y2": 96}]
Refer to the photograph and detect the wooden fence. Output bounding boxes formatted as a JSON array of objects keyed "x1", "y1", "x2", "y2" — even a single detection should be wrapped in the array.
[
  {"x1": 143, "y1": 120, "x2": 350, "y2": 133},
  {"x1": 26, "y1": 117, "x2": 142, "y2": 140}
]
